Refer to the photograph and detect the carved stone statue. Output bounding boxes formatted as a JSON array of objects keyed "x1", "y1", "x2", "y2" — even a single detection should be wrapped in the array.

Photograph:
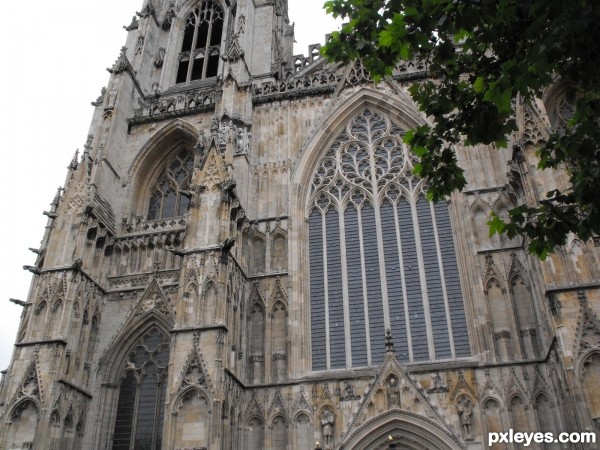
[
  {"x1": 320, "y1": 408, "x2": 335, "y2": 448},
  {"x1": 457, "y1": 396, "x2": 474, "y2": 441},
  {"x1": 387, "y1": 375, "x2": 401, "y2": 407}
]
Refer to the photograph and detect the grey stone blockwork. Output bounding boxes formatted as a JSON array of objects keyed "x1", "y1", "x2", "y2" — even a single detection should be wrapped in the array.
[{"x1": 1, "y1": 0, "x2": 600, "y2": 449}]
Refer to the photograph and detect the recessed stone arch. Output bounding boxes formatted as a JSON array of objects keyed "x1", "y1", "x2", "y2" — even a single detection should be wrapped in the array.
[
  {"x1": 127, "y1": 119, "x2": 199, "y2": 217},
  {"x1": 170, "y1": 386, "x2": 213, "y2": 449},
  {"x1": 340, "y1": 409, "x2": 463, "y2": 450}
]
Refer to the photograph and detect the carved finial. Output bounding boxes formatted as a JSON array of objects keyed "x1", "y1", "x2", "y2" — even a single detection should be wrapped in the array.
[
  {"x1": 68, "y1": 150, "x2": 79, "y2": 170},
  {"x1": 91, "y1": 87, "x2": 106, "y2": 107},
  {"x1": 52, "y1": 187, "x2": 63, "y2": 206},
  {"x1": 124, "y1": 16, "x2": 139, "y2": 31},
  {"x1": 385, "y1": 329, "x2": 395, "y2": 354},
  {"x1": 108, "y1": 47, "x2": 129, "y2": 74}
]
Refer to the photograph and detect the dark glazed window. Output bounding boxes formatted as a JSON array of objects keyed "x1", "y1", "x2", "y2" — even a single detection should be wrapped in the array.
[
  {"x1": 146, "y1": 148, "x2": 193, "y2": 220},
  {"x1": 176, "y1": 1, "x2": 224, "y2": 84},
  {"x1": 308, "y1": 108, "x2": 471, "y2": 370},
  {"x1": 112, "y1": 327, "x2": 170, "y2": 450}
]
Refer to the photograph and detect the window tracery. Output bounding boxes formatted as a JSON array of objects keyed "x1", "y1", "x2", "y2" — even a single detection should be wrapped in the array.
[
  {"x1": 176, "y1": 1, "x2": 224, "y2": 84},
  {"x1": 308, "y1": 108, "x2": 471, "y2": 371},
  {"x1": 112, "y1": 327, "x2": 170, "y2": 450},
  {"x1": 147, "y1": 148, "x2": 193, "y2": 220}
]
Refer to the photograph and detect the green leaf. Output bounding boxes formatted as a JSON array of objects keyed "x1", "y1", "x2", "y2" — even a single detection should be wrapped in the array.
[{"x1": 473, "y1": 77, "x2": 485, "y2": 93}]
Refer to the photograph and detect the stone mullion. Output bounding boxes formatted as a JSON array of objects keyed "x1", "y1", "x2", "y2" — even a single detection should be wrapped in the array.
[
  {"x1": 356, "y1": 206, "x2": 372, "y2": 367},
  {"x1": 202, "y1": 9, "x2": 216, "y2": 80},
  {"x1": 337, "y1": 200, "x2": 353, "y2": 369},
  {"x1": 186, "y1": 10, "x2": 200, "y2": 83},
  {"x1": 410, "y1": 195, "x2": 436, "y2": 360},
  {"x1": 392, "y1": 200, "x2": 413, "y2": 362},
  {"x1": 320, "y1": 209, "x2": 331, "y2": 370},
  {"x1": 367, "y1": 131, "x2": 391, "y2": 333},
  {"x1": 429, "y1": 201, "x2": 456, "y2": 359}
]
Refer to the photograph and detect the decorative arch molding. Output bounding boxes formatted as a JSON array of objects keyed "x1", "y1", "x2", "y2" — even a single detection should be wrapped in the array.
[
  {"x1": 127, "y1": 119, "x2": 199, "y2": 215},
  {"x1": 291, "y1": 88, "x2": 427, "y2": 211},
  {"x1": 6, "y1": 397, "x2": 41, "y2": 424},
  {"x1": 96, "y1": 310, "x2": 173, "y2": 383},
  {"x1": 340, "y1": 409, "x2": 465, "y2": 450}
]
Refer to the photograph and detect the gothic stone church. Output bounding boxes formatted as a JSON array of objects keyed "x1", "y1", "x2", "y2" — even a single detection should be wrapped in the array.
[{"x1": 1, "y1": 0, "x2": 599, "y2": 449}]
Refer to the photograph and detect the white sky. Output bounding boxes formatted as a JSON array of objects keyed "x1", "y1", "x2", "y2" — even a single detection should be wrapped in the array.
[{"x1": 0, "y1": 1, "x2": 341, "y2": 370}]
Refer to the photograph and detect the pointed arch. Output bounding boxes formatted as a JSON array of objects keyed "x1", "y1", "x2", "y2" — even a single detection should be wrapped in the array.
[
  {"x1": 128, "y1": 119, "x2": 199, "y2": 217},
  {"x1": 5, "y1": 398, "x2": 39, "y2": 449},
  {"x1": 470, "y1": 201, "x2": 492, "y2": 248},
  {"x1": 485, "y1": 277, "x2": 514, "y2": 362},
  {"x1": 271, "y1": 300, "x2": 288, "y2": 381},
  {"x1": 508, "y1": 395, "x2": 531, "y2": 433},
  {"x1": 340, "y1": 409, "x2": 463, "y2": 450},
  {"x1": 170, "y1": 387, "x2": 212, "y2": 449},
  {"x1": 580, "y1": 350, "x2": 600, "y2": 424},
  {"x1": 509, "y1": 274, "x2": 540, "y2": 358},
  {"x1": 247, "y1": 299, "x2": 265, "y2": 384},
  {"x1": 97, "y1": 311, "x2": 173, "y2": 383},
  {"x1": 292, "y1": 88, "x2": 427, "y2": 199},
  {"x1": 248, "y1": 231, "x2": 266, "y2": 274},
  {"x1": 297, "y1": 96, "x2": 471, "y2": 370},
  {"x1": 246, "y1": 416, "x2": 264, "y2": 450},
  {"x1": 270, "y1": 229, "x2": 288, "y2": 272},
  {"x1": 270, "y1": 414, "x2": 289, "y2": 449},
  {"x1": 482, "y1": 398, "x2": 506, "y2": 449}
]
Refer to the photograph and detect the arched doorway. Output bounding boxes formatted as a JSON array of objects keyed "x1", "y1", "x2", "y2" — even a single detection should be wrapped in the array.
[{"x1": 341, "y1": 410, "x2": 463, "y2": 450}]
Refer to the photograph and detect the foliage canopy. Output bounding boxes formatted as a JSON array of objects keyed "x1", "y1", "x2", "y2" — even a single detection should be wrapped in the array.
[{"x1": 322, "y1": 0, "x2": 600, "y2": 258}]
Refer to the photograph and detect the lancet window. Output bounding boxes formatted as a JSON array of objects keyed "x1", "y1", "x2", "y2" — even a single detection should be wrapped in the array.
[
  {"x1": 147, "y1": 148, "x2": 193, "y2": 220},
  {"x1": 308, "y1": 108, "x2": 471, "y2": 371},
  {"x1": 112, "y1": 327, "x2": 170, "y2": 450},
  {"x1": 176, "y1": 1, "x2": 224, "y2": 84}
]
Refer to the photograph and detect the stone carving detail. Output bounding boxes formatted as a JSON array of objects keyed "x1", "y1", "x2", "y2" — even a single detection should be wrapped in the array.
[
  {"x1": 124, "y1": 16, "x2": 139, "y2": 31},
  {"x1": 340, "y1": 380, "x2": 360, "y2": 401},
  {"x1": 19, "y1": 364, "x2": 40, "y2": 399},
  {"x1": 134, "y1": 34, "x2": 145, "y2": 55},
  {"x1": 161, "y1": 1, "x2": 176, "y2": 30},
  {"x1": 154, "y1": 47, "x2": 165, "y2": 68},
  {"x1": 456, "y1": 396, "x2": 475, "y2": 441},
  {"x1": 428, "y1": 373, "x2": 449, "y2": 394},
  {"x1": 108, "y1": 47, "x2": 129, "y2": 74},
  {"x1": 91, "y1": 87, "x2": 106, "y2": 107},
  {"x1": 386, "y1": 374, "x2": 401, "y2": 408},
  {"x1": 320, "y1": 407, "x2": 335, "y2": 449}
]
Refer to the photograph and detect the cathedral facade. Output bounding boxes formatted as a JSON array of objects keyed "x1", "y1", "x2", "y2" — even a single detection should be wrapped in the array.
[{"x1": 1, "y1": 0, "x2": 599, "y2": 449}]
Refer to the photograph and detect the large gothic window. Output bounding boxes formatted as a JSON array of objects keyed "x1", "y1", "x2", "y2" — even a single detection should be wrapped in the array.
[
  {"x1": 308, "y1": 109, "x2": 471, "y2": 371},
  {"x1": 112, "y1": 327, "x2": 170, "y2": 450},
  {"x1": 147, "y1": 148, "x2": 193, "y2": 220},
  {"x1": 176, "y1": 1, "x2": 224, "y2": 84}
]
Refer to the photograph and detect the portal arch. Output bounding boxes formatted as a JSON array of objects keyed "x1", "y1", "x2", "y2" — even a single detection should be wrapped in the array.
[{"x1": 340, "y1": 409, "x2": 464, "y2": 450}]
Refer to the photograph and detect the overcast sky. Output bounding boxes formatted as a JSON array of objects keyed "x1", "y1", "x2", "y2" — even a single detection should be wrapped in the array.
[{"x1": 0, "y1": 0, "x2": 341, "y2": 370}]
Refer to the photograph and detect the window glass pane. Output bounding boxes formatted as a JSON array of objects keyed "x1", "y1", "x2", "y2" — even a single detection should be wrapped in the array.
[
  {"x1": 134, "y1": 364, "x2": 158, "y2": 448},
  {"x1": 196, "y1": 22, "x2": 210, "y2": 49},
  {"x1": 210, "y1": 16, "x2": 223, "y2": 46},
  {"x1": 181, "y1": 13, "x2": 196, "y2": 52},
  {"x1": 178, "y1": 195, "x2": 190, "y2": 216},
  {"x1": 191, "y1": 57, "x2": 204, "y2": 81},
  {"x1": 112, "y1": 371, "x2": 136, "y2": 450},
  {"x1": 176, "y1": 60, "x2": 189, "y2": 84},
  {"x1": 147, "y1": 191, "x2": 162, "y2": 220},
  {"x1": 206, "y1": 53, "x2": 220, "y2": 78},
  {"x1": 162, "y1": 190, "x2": 177, "y2": 218}
]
